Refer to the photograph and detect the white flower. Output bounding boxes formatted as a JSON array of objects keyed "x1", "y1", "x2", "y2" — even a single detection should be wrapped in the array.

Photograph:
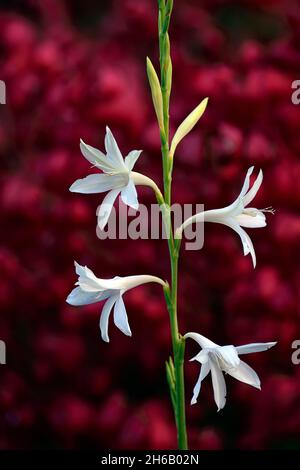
[
  {"x1": 176, "y1": 167, "x2": 275, "y2": 267},
  {"x1": 66, "y1": 262, "x2": 166, "y2": 342},
  {"x1": 185, "y1": 332, "x2": 276, "y2": 411},
  {"x1": 69, "y1": 127, "x2": 159, "y2": 229}
]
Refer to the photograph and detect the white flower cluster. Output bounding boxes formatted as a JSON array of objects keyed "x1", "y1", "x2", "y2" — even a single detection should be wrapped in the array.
[{"x1": 67, "y1": 126, "x2": 276, "y2": 410}]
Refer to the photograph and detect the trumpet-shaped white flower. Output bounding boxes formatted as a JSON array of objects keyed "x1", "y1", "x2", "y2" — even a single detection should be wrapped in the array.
[
  {"x1": 185, "y1": 332, "x2": 276, "y2": 411},
  {"x1": 69, "y1": 127, "x2": 160, "y2": 229},
  {"x1": 176, "y1": 167, "x2": 275, "y2": 267},
  {"x1": 66, "y1": 262, "x2": 166, "y2": 342}
]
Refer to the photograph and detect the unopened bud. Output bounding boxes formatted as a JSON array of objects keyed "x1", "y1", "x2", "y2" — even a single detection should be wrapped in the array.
[
  {"x1": 170, "y1": 97, "x2": 209, "y2": 158},
  {"x1": 146, "y1": 57, "x2": 164, "y2": 130}
]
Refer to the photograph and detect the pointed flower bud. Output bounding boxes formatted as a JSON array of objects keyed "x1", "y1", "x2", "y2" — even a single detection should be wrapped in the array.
[
  {"x1": 146, "y1": 57, "x2": 164, "y2": 131},
  {"x1": 170, "y1": 97, "x2": 209, "y2": 158}
]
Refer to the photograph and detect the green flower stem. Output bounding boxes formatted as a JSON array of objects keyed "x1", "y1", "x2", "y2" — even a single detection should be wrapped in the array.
[
  {"x1": 157, "y1": 0, "x2": 188, "y2": 450},
  {"x1": 160, "y1": 130, "x2": 171, "y2": 207},
  {"x1": 169, "y1": 242, "x2": 188, "y2": 450}
]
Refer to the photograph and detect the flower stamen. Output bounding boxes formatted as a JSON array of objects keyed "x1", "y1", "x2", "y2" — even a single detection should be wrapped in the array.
[{"x1": 261, "y1": 206, "x2": 276, "y2": 215}]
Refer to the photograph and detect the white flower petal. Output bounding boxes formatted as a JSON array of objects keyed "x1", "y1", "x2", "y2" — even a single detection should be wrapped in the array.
[
  {"x1": 75, "y1": 262, "x2": 130, "y2": 292},
  {"x1": 99, "y1": 295, "x2": 119, "y2": 343},
  {"x1": 197, "y1": 214, "x2": 257, "y2": 267},
  {"x1": 200, "y1": 168, "x2": 255, "y2": 221},
  {"x1": 205, "y1": 167, "x2": 254, "y2": 219},
  {"x1": 222, "y1": 218, "x2": 257, "y2": 267},
  {"x1": 121, "y1": 179, "x2": 139, "y2": 210},
  {"x1": 74, "y1": 262, "x2": 105, "y2": 292},
  {"x1": 184, "y1": 332, "x2": 219, "y2": 350},
  {"x1": 216, "y1": 345, "x2": 240, "y2": 370},
  {"x1": 209, "y1": 354, "x2": 227, "y2": 411},
  {"x1": 69, "y1": 173, "x2": 126, "y2": 194},
  {"x1": 239, "y1": 166, "x2": 254, "y2": 199},
  {"x1": 75, "y1": 261, "x2": 114, "y2": 291},
  {"x1": 124, "y1": 150, "x2": 142, "y2": 171},
  {"x1": 243, "y1": 169, "x2": 263, "y2": 207},
  {"x1": 74, "y1": 261, "x2": 90, "y2": 278},
  {"x1": 236, "y1": 342, "x2": 277, "y2": 355},
  {"x1": 113, "y1": 295, "x2": 132, "y2": 337},
  {"x1": 97, "y1": 188, "x2": 120, "y2": 230},
  {"x1": 66, "y1": 286, "x2": 104, "y2": 306},
  {"x1": 235, "y1": 210, "x2": 266, "y2": 228},
  {"x1": 191, "y1": 362, "x2": 210, "y2": 405},
  {"x1": 190, "y1": 349, "x2": 209, "y2": 364},
  {"x1": 80, "y1": 139, "x2": 114, "y2": 173},
  {"x1": 226, "y1": 360, "x2": 261, "y2": 389},
  {"x1": 241, "y1": 229, "x2": 256, "y2": 267},
  {"x1": 105, "y1": 127, "x2": 126, "y2": 169}
]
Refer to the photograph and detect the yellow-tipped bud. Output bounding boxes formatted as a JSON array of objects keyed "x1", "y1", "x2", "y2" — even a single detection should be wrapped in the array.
[
  {"x1": 146, "y1": 57, "x2": 164, "y2": 130},
  {"x1": 170, "y1": 97, "x2": 209, "y2": 158}
]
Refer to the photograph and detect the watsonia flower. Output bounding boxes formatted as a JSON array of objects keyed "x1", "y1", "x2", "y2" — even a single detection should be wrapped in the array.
[
  {"x1": 66, "y1": 262, "x2": 166, "y2": 342},
  {"x1": 185, "y1": 332, "x2": 276, "y2": 411},
  {"x1": 69, "y1": 127, "x2": 160, "y2": 229},
  {"x1": 176, "y1": 167, "x2": 274, "y2": 267}
]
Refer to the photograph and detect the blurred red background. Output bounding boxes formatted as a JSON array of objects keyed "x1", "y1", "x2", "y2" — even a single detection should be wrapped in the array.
[{"x1": 1, "y1": 0, "x2": 300, "y2": 450}]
